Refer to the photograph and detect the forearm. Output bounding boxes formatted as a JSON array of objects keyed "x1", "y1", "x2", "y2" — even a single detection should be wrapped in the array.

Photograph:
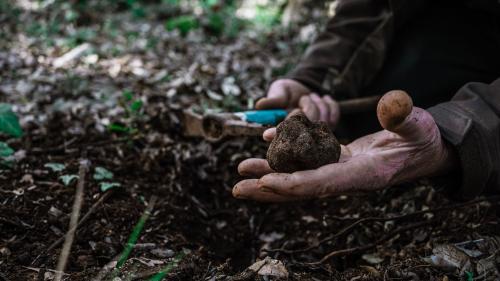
[{"x1": 286, "y1": 0, "x2": 393, "y2": 98}]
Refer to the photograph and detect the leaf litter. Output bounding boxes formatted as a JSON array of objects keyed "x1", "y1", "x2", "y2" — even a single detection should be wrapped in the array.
[{"x1": 0, "y1": 1, "x2": 499, "y2": 280}]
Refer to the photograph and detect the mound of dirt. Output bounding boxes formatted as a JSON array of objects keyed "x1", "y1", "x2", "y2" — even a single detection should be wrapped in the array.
[{"x1": 267, "y1": 114, "x2": 340, "y2": 173}]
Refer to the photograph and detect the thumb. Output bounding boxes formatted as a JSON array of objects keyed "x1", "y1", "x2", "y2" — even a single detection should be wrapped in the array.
[
  {"x1": 256, "y1": 85, "x2": 290, "y2": 110},
  {"x1": 377, "y1": 90, "x2": 432, "y2": 139},
  {"x1": 256, "y1": 96, "x2": 288, "y2": 110}
]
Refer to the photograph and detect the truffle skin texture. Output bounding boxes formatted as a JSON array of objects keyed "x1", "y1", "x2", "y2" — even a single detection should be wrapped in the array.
[{"x1": 267, "y1": 114, "x2": 341, "y2": 173}]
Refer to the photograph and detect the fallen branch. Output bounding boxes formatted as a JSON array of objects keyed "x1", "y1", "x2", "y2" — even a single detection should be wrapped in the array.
[
  {"x1": 266, "y1": 195, "x2": 500, "y2": 254},
  {"x1": 302, "y1": 220, "x2": 436, "y2": 266},
  {"x1": 31, "y1": 189, "x2": 114, "y2": 265},
  {"x1": 54, "y1": 159, "x2": 89, "y2": 281}
]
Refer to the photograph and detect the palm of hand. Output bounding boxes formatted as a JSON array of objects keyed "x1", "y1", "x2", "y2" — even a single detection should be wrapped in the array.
[{"x1": 233, "y1": 93, "x2": 456, "y2": 202}]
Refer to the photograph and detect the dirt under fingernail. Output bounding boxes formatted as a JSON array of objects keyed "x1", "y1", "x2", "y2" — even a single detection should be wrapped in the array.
[{"x1": 266, "y1": 113, "x2": 341, "y2": 173}]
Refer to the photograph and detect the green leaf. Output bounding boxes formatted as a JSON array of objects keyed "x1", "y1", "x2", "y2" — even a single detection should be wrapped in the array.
[
  {"x1": 108, "y1": 123, "x2": 130, "y2": 133},
  {"x1": 130, "y1": 100, "x2": 143, "y2": 112},
  {"x1": 0, "y1": 142, "x2": 14, "y2": 158},
  {"x1": 44, "y1": 162, "x2": 65, "y2": 172},
  {"x1": 94, "y1": 166, "x2": 113, "y2": 181},
  {"x1": 165, "y1": 15, "x2": 198, "y2": 37},
  {"x1": 99, "y1": 182, "x2": 121, "y2": 192},
  {"x1": 60, "y1": 174, "x2": 79, "y2": 186},
  {"x1": 122, "y1": 90, "x2": 134, "y2": 101},
  {"x1": 0, "y1": 141, "x2": 14, "y2": 169},
  {"x1": 132, "y1": 6, "x2": 145, "y2": 19},
  {"x1": 0, "y1": 103, "x2": 23, "y2": 138},
  {"x1": 206, "y1": 12, "x2": 225, "y2": 36}
]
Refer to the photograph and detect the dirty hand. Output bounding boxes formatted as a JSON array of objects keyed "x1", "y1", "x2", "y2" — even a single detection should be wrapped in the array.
[
  {"x1": 233, "y1": 90, "x2": 458, "y2": 202},
  {"x1": 257, "y1": 79, "x2": 340, "y2": 128}
]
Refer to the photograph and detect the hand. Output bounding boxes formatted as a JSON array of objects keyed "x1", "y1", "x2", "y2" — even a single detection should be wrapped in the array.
[
  {"x1": 233, "y1": 90, "x2": 458, "y2": 202},
  {"x1": 258, "y1": 79, "x2": 340, "y2": 128}
]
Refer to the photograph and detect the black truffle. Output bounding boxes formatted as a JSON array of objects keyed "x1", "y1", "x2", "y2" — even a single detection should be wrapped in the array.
[{"x1": 267, "y1": 114, "x2": 341, "y2": 173}]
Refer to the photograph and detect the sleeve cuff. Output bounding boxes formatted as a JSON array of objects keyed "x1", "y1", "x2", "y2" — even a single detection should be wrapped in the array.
[{"x1": 427, "y1": 103, "x2": 491, "y2": 200}]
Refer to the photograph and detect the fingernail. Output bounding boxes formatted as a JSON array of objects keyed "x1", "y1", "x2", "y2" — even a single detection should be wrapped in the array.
[{"x1": 258, "y1": 185, "x2": 274, "y2": 193}]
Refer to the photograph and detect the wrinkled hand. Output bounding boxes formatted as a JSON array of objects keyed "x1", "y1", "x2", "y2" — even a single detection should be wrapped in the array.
[
  {"x1": 233, "y1": 90, "x2": 458, "y2": 202},
  {"x1": 258, "y1": 79, "x2": 340, "y2": 128}
]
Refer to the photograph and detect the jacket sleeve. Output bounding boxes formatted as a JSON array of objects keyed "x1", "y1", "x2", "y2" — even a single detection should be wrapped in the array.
[
  {"x1": 285, "y1": 0, "x2": 433, "y2": 99},
  {"x1": 427, "y1": 78, "x2": 500, "y2": 199},
  {"x1": 285, "y1": 0, "x2": 393, "y2": 99}
]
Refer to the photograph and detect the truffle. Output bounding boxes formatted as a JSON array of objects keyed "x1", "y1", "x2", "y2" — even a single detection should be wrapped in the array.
[{"x1": 267, "y1": 114, "x2": 341, "y2": 173}]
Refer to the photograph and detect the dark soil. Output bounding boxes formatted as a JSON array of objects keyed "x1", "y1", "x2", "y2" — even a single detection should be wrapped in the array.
[
  {"x1": 0, "y1": 1, "x2": 499, "y2": 280},
  {"x1": 267, "y1": 114, "x2": 340, "y2": 173}
]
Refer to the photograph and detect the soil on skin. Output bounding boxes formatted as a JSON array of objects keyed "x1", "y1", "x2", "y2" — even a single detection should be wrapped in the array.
[
  {"x1": 267, "y1": 114, "x2": 340, "y2": 173},
  {"x1": 0, "y1": 1, "x2": 499, "y2": 280}
]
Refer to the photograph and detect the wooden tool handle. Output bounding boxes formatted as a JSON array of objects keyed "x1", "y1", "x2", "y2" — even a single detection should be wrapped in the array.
[{"x1": 338, "y1": 95, "x2": 381, "y2": 114}]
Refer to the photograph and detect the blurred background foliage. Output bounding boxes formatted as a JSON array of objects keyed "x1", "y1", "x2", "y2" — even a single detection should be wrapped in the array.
[
  {"x1": 1, "y1": 0, "x2": 295, "y2": 46},
  {"x1": 0, "y1": 0, "x2": 332, "y2": 119}
]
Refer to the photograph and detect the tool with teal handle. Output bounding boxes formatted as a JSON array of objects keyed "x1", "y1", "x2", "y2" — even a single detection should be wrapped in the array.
[
  {"x1": 199, "y1": 109, "x2": 287, "y2": 141},
  {"x1": 184, "y1": 95, "x2": 382, "y2": 141},
  {"x1": 233, "y1": 109, "x2": 288, "y2": 125}
]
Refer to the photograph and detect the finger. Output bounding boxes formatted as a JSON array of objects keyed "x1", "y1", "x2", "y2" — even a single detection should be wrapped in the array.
[
  {"x1": 323, "y1": 95, "x2": 340, "y2": 128},
  {"x1": 256, "y1": 84, "x2": 290, "y2": 109},
  {"x1": 258, "y1": 156, "x2": 383, "y2": 197},
  {"x1": 233, "y1": 179, "x2": 295, "y2": 202},
  {"x1": 310, "y1": 93, "x2": 329, "y2": 122},
  {"x1": 256, "y1": 96, "x2": 288, "y2": 110},
  {"x1": 298, "y1": 95, "x2": 319, "y2": 121},
  {"x1": 339, "y1": 144, "x2": 352, "y2": 162},
  {"x1": 376, "y1": 90, "x2": 413, "y2": 132},
  {"x1": 376, "y1": 90, "x2": 433, "y2": 140},
  {"x1": 257, "y1": 172, "x2": 322, "y2": 198},
  {"x1": 263, "y1": 128, "x2": 276, "y2": 142},
  {"x1": 238, "y1": 158, "x2": 274, "y2": 177},
  {"x1": 287, "y1": 108, "x2": 302, "y2": 118}
]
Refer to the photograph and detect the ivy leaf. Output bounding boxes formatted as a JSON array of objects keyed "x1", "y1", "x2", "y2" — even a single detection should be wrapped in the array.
[
  {"x1": 94, "y1": 166, "x2": 113, "y2": 181},
  {"x1": 0, "y1": 103, "x2": 23, "y2": 138},
  {"x1": 130, "y1": 99, "x2": 143, "y2": 112},
  {"x1": 108, "y1": 123, "x2": 130, "y2": 133},
  {"x1": 122, "y1": 90, "x2": 133, "y2": 101},
  {"x1": 99, "y1": 182, "x2": 121, "y2": 192},
  {"x1": 465, "y1": 271, "x2": 474, "y2": 281},
  {"x1": 0, "y1": 142, "x2": 14, "y2": 158},
  {"x1": 44, "y1": 162, "x2": 66, "y2": 172},
  {"x1": 59, "y1": 174, "x2": 79, "y2": 186},
  {"x1": 0, "y1": 141, "x2": 15, "y2": 168},
  {"x1": 165, "y1": 15, "x2": 198, "y2": 37}
]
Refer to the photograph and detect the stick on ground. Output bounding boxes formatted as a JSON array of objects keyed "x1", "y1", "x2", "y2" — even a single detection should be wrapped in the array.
[
  {"x1": 54, "y1": 159, "x2": 89, "y2": 281},
  {"x1": 31, "y1": 190, "x2": 114, "y2": 265}
]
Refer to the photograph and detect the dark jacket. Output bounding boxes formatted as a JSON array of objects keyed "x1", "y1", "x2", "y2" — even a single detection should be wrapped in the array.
[{"x1": 286, "y1": 0, "x2": 500, "y2": 199}]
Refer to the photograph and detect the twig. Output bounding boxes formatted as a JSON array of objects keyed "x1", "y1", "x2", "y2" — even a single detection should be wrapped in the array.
[
  {"x1": 301, "y1": 220, "x2": 436, "y2": 266},
  {"x1": 91, "y1": 254, "x2": 121, "y2": 281},
  {"x1": 266, "y1": 195, "x2": 500, "y2": 254},
  {"x1": 29, "y1": 137, "x2": 78, "y2": 154},
  {"x1": 29, "y1": 137, "x2": 128, "y2": 155},
  {"x1": 54, "y1": 159, "x2": 89, "y2": 281},
  {"x1": 146, "y1": 251, "x2": 186, "y2": 281},
  {"x1": 31, "y1": 189, "x2": 114, "y2": 265}
]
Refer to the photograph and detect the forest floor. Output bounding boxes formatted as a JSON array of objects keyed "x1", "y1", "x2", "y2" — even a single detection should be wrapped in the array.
[{"x1": 0, "y1": 1, "x2": 499, "y2": 280}]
